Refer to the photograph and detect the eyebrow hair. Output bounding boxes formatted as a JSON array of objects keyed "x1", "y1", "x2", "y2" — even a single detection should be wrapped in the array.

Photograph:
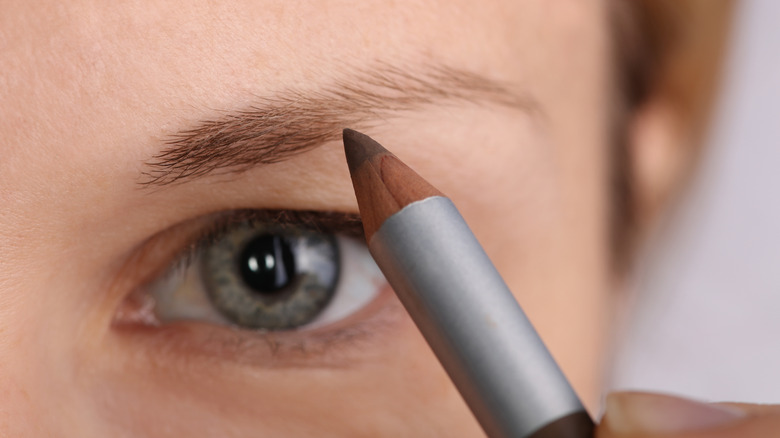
[{"x1": 141, "y1": 62, "x2": 538, "y2": 186}]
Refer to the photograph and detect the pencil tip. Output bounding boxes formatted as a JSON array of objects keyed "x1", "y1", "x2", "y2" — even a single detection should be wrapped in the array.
[
  {"x1": 342, "y1": 129, "x2": 389, "y2": 174},
  {"x1": 342, "y1": 128, "x2": 444, "y2": 240}
]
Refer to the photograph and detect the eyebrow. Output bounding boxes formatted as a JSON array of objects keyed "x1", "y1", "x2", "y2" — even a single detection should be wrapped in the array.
[{"x1": 141, "y1": 62, "x2": 538, "y2": 186}]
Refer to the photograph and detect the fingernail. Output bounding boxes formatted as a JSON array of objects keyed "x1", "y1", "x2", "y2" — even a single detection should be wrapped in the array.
[{"x1": 604, "y1": 391, "x2": 747, "y2": 434}]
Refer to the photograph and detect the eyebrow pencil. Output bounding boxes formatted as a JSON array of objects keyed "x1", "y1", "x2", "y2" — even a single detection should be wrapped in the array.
[{"x1": 342, "y1": 129, "x2": 594, "y2": 438}]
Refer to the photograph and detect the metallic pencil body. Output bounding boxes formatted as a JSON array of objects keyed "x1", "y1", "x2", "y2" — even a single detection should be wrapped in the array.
[{"x1": 369, "y1": 196, "x2": 590, "y2": 438}]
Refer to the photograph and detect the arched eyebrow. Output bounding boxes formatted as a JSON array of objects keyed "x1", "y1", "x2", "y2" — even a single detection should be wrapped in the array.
[{"x1": 140, "y1": 62, "x2": 538, "y2": 187}]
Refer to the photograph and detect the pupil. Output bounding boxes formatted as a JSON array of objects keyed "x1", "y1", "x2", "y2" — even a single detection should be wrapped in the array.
[{"x1": 239, "y1": 234, "x2": 296, "y2": 294}]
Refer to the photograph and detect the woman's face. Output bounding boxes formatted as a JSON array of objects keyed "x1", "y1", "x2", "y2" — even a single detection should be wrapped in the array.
[{"x1": 0, "y1": 1, "x2": 615, "y2": 436}]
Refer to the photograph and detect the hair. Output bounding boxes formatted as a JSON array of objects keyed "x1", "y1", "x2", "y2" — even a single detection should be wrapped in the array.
[{"x1": 610, "y1": 0, "x2": 736, "y2": 265}]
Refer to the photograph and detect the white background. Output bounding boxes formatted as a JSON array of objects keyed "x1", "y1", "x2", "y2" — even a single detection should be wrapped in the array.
[{"x1": 609, "y1": 0, "x2": 780, "y2": 403}]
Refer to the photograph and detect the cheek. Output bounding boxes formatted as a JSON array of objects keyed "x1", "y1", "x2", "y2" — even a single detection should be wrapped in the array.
[{"x1": 0, "y1": 279, "x2": 94, "y2": 435}]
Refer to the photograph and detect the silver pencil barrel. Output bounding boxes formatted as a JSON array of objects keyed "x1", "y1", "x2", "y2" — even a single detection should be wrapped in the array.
[{"x1": 368, "y1": 196, "x2": 590, "y2": 438}]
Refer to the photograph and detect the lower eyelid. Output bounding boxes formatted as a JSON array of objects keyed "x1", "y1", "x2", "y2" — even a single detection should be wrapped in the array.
[{"x1": 112, "y1": 285, "x2": 406, "y2": 369}]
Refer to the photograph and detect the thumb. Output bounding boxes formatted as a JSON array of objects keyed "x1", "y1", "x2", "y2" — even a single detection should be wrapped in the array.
[{"x1": 597, "y1": 391, "x2": 780, "y2": 438}]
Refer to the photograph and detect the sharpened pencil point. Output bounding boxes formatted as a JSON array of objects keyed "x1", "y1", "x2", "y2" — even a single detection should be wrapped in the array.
[
  {"x1": 342, "y1": 128, "x2": 390, "y2": 173},
  {"x1": 342, "y1": 128, "x2": 444, "y2": 241}
]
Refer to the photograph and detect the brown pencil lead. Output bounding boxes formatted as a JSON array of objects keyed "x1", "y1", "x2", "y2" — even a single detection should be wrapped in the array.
[
  {"x1": 342, "y1": 128, "x2": 389, "y2": 173},
  {"x1": 342, "y1": 129, "x2": 444, "y2": 241}
]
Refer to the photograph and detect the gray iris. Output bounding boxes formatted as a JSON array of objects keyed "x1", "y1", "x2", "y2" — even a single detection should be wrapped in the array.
[{"x1": 201, "y1": 223, "x2": 339, "y2": 330}]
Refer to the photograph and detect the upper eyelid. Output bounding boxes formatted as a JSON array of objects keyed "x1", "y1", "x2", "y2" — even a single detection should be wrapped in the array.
[
  {"x1": 201, "y1": 209, "x2": 365, "y2": 241},
  {"x1": 249, "y1": 210, "x2": 364, "y2": 237},
  {"x1": 177, "y1": 209, "x2": 366, "y2": 272}
]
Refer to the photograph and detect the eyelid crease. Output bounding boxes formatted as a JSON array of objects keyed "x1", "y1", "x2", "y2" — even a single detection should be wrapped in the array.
[{"x1": 181, "y1": 209, "x2": 365, "y2": 264}]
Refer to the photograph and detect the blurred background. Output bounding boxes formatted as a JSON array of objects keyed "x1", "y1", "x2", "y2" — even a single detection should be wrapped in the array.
[{"x1": 609, "y1": 0, "x2": 780, "y2": 404}]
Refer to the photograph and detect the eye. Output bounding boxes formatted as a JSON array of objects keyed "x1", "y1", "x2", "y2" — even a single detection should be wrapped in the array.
[
  {"x1": 131, "y1": 211, "x2": 385, "y2": 332},
  {"x1": 199, "y1": 223, "x2": 339, "y2": 330}
]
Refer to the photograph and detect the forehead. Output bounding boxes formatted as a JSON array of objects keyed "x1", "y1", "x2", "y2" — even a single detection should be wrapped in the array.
[
  {"x1": 0, "y1": 1, "x2": 603, "y2": 99},
  {"x1": 0, "y1": 0, "x2": 606, "y2": 193}
]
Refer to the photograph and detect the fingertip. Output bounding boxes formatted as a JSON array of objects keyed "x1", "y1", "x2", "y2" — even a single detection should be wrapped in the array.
[{"x1": 601, "y1": 391, "x2": 746, "y2": 435}]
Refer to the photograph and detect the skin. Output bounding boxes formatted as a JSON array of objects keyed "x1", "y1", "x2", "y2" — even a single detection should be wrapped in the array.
[{"x1": 2, "y1": 0, "x2": 775, "y2": 437}]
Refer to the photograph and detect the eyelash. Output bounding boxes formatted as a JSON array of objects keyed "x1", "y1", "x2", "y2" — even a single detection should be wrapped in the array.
[
  {"x1": 169, "y1": 209, "x2": 364, "y2": 277},
  {"x1": 112, "y1": 208, "x2": 401, "y2": 367}
]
